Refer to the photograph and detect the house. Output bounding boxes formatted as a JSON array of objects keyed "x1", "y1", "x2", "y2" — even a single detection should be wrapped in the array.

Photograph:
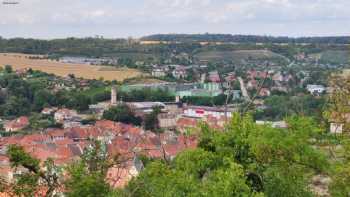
[
  {"x1": 256, "y1": 121, "x2": 288, "y2": 129},
  {"x1": 106, "y1": 156, "x2": 144, "y2": 188},
  {"x1": 41, "y1": 107, "x2": 58, "y2": 115},
  {"x1": 54, "y1": 108, "x2": 80, "y2": 123},
  {"x1": 257, "y1": 71, "x2": 268, "y2": 79},
  {"x1": 330, "y1": 123, "x2": 343, "y2": 134},
  {"x1": 128, "y1": 102, "x2": 166, "y2": 115},
  {"x1": 247, "y1": 69, "x2": 258, "y2": 79},
  {"x1": 3, "y1": 116, "x2": 29, "y2": 132},
  {"x1": 272, "y1": 72, "x2": 283, "y2": 82},
  {"x1": 259, "y1": 88, "x2": 271, "y2": 97},
  {"x1": 176, "y1": 115, "x2": 227, "y2": 133},
  {"x1": 247, "y1": 80, "x2": 258, "y2": 90},
  {"x1": 172, "y1": 66, "x2": 187, "y2": 79},
  {"x1": 306, "y1": 85, "x2": 326, "y2": 95},
  {"x1": 208, "y1": 71, "x2": 221, "y2": 83},
  {"x1": 329, "y1": 113, "x2": 350, "y2": 134},
  {"x1": 176, "y1": 117, "x2": 199, "y2": 133},
  {"x1": 158, "y1": 113, "x2": 177, "y2": 130},
  {"x1": 151, "y1": 68, "x2": 168, "y2": 77},
  {"x1": 183, "y1": 106, "x2": 235, "y2": 119},
  {"x1": 271, "y1": 86, "x2": 288, "y2": 93}
]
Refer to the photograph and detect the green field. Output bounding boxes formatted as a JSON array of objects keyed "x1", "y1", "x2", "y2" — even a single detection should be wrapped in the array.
[
  {"x1": 319, "y1": 50, "x2": 349, "y2": 64},
  {"x1": 106, "y1": 52, "x2": 161, "y2": 61},
  {"x1": 194, "y1": 49, "x2": 288, "y2": 63}
]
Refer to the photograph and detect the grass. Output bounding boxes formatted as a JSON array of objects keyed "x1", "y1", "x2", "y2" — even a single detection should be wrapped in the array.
[{"x1": 0, "y1": 53, "x2": 144, "y2": 81}]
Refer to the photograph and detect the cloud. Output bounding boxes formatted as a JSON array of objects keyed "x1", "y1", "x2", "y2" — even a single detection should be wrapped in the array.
[{"x1": 0, "y1": 0, "x2": 349, "y2": 38}]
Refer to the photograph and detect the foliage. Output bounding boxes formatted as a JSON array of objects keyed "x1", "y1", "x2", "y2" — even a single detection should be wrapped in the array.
[
  {"x1": 326, "y1": 75, "x2": 350, "y2": 196},
  {"x1": 126, "y1": 114, "x2": 328, "y2": 196},
  {"x1": 142, "y1": 34, "x2": 350, "y2": 44},
  {"x1": 143, "y1": 106, "x2": 162, "y2": 132},
  {"x1": 182, "y1": 94, "x2": 228, "y2": 106},
  {"x1": 64, "y1": 141, "x2": 113, "y2": 197},
  {"x1": 254, "y1": 95, "x2": 326, "y2": 121},
  {"x1": 103, "y1": 104, "x2": 142, "y2": 126},
  {"x1": 6, "y1": 145, "x2": 62, "y2": 197},
  {"x1": 119, "y1": 88, "x2": 174, "y2": 102}
]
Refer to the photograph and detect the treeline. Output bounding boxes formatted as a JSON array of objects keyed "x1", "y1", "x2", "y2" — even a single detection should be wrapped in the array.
[
  {"x1": 0, "y1": 37, "x2": 128, "y2": 57},
  {"x1": 142, "y1": 34, "x2": 350, "y2": 44}
]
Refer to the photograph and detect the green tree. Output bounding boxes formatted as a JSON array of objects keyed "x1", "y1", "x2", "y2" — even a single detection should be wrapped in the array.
[
  {"x1": 2, "y1": 96, "x2": 31, "y2": 116},
  {"x1": 4, "y1": 65, "x2": 13, "y2": 73},
  {"x1": 33, "y1": 90, "x2": 54, "y2": 111},
  {"x1": 127, "y1": 114, "x2": 328, "y2": 197},
  {"x1": 64, "y1": 141, "x2": 116, "y2": 197},
  {"x1": 143, "y1": 106, "x2": 161, "y2": 131},
  {"x1": 102, "y1": 104, "x2": 141, "y2": 125},
  {"x1": 6, "y1": 145, "x2": 62, "y2": 197}
]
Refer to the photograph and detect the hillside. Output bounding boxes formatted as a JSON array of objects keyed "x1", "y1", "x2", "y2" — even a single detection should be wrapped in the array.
[
  {"x1": 194, "y1": 49, "x2": 289, "y2": 63},
  {"x1": 141, "y1": 34, "x2": 350, "y2": 44},
  {"x1": 319, "y1": 50, "x2": 349, "y2": 64}
]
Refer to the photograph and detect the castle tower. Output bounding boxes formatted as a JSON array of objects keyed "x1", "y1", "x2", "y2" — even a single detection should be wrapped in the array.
[{"x1": 111, "y1": 86, "x2": 117, "y2": 105}]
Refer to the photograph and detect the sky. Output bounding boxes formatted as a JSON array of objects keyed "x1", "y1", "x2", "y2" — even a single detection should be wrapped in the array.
[{"x1": 0, "y1": 0, "x2": 349, "y2": 39}]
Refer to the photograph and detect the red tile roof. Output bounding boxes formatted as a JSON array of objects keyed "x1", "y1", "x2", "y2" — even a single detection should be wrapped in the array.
[{"x1": 4, "y1": 116, "x2": 29, "y2": 131}]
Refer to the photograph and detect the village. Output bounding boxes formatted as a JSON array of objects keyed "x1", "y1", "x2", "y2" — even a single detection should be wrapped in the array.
[
  {"x1": 0, "y1": 37, "x2": 348, "y2": 197},
  {"x1": 0, "y1": 67, "x2": 344, "y2": 191}
]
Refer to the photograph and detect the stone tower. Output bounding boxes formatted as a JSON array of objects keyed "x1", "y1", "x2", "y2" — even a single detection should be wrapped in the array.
[{"x1": 111, "y1": 86, "x2": 117, "y2": 105}]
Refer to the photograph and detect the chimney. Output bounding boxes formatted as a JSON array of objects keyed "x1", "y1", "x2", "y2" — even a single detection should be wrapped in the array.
[{"x1": 111, "y1": 86, "x2": 117, "y2": 105}]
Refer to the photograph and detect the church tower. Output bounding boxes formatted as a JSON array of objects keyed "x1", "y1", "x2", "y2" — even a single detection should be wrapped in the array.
[{"x1": 111, "y1": 86, "x2": 117, "y2": 105}]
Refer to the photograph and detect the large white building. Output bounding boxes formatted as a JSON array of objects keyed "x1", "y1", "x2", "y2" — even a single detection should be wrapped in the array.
[
  {"x1": 306, "y1": 85, "x2": 326, "y2": 94},
  {"x1": 183, "y1": 106, "x2": 235, "y2": 119}
]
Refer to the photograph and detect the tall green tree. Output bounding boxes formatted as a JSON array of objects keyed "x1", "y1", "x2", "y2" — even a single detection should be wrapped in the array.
[
  {"x1": 103, "y1": 104, "x2": 141, "y2": 125},
  {"x1": 126, "y1": 114, "x2": 328, "y2": 197}
]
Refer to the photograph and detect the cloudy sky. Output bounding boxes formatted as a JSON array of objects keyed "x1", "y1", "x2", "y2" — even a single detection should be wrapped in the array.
[{"x1": 0, "y1": 0, "x2": 349, "y2": 38}]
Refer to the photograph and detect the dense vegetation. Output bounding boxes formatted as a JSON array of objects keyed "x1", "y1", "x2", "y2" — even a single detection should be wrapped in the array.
[
  {"x1": 142, "y1": 34, "x2": 350, "y2": 44},
  {"x1": 0, "y1": 35, "x2": 348, "y2": 66},
  {"x1": 2, "y1": 113, "x2": 340, "y2": 196},
  {"x1": 255, "y1": 95, "x2": 326, "y2": 121}
]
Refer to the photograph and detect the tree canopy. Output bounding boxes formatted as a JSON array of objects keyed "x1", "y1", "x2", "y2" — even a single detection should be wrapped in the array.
[{"x1": 124, "y1": 114, "x2": 328, "y2": 197}]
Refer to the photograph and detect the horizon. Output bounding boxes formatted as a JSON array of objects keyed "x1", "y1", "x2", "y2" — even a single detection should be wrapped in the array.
[
  {"x1": 0, "y1": 33, "x2": 349, "y2": 40},
  {"x1": 1, "y1": 0, "x2": 349, "y2": 39}
]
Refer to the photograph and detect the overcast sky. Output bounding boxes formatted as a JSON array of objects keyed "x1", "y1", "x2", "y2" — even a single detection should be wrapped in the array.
[{"x1": 0, "y1": 0, "x2": 349, "y2": 39}]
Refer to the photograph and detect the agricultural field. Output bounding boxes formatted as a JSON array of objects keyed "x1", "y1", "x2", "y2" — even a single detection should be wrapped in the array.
[
  {"x1": 0, "y1": 53, "x2": 143, "y2": 81},
  {"x1": 319, "y1": 50, "x2": 349, "y2": 64},
  {"x1": 194, "y1": 49, "x2": 288, "y2": 63}
]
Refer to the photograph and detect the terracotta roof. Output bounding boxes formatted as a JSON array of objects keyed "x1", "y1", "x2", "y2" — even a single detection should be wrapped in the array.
[{"x1": 4, "y1": 116, "x2": 29, "y2": 131}]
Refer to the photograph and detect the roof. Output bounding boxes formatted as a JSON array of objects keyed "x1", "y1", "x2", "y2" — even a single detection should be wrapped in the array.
[
  {"x1": 184, "y1": 105, "x2": 234, "y2": 113},
  {"x1": 4, "y1": 116, "x2": 29, "y2": 130},
  {"x1": 128, "y1": 102, "x2": 165, "y2": 109}
]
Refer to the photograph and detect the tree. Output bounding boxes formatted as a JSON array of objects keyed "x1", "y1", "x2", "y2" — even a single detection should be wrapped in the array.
[
  {"x1": 326, "y1": 75, "x2": 350, "y2": 196},
  {"x1": 143, "y1": 106, "x2": 161, "y2": 131},
  {"x1": 126, "y1": 113, "x2": 328, "y2": 196},
  {"x1": 64, "y1": 142, "x2": 112, "y2": 197},
  {"x1": 64, "y1": 141, "x2": 126, "y2": 197},
  {"x1": 33, "y1": 90, "x2": 54, "y2": 111},
  {"x1": 2, "y1": 96, "x2": 31, "y2": 117},
  {"x1": 6, "y1": 145, "x2": 62, "y2": 197},
  {"x1": 4, "y1": 65, "x2": 12, "y2": 73},
  {"x1": 102, "y1": 104, "x2": 141, "y2": 126}
]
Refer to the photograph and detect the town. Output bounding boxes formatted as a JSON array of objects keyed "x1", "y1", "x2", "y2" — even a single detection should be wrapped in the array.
[{"x1": 0, "y1": 33, "x2": 350, "y2": 196}]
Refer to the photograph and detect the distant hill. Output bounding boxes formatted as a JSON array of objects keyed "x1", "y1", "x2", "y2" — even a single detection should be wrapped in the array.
[
  {"x1": 194, "y1": 49, "x2": 288, "y2": 64},
  {"x1": 141, "y1": 34, "x2": 350, "y2": 44}
]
